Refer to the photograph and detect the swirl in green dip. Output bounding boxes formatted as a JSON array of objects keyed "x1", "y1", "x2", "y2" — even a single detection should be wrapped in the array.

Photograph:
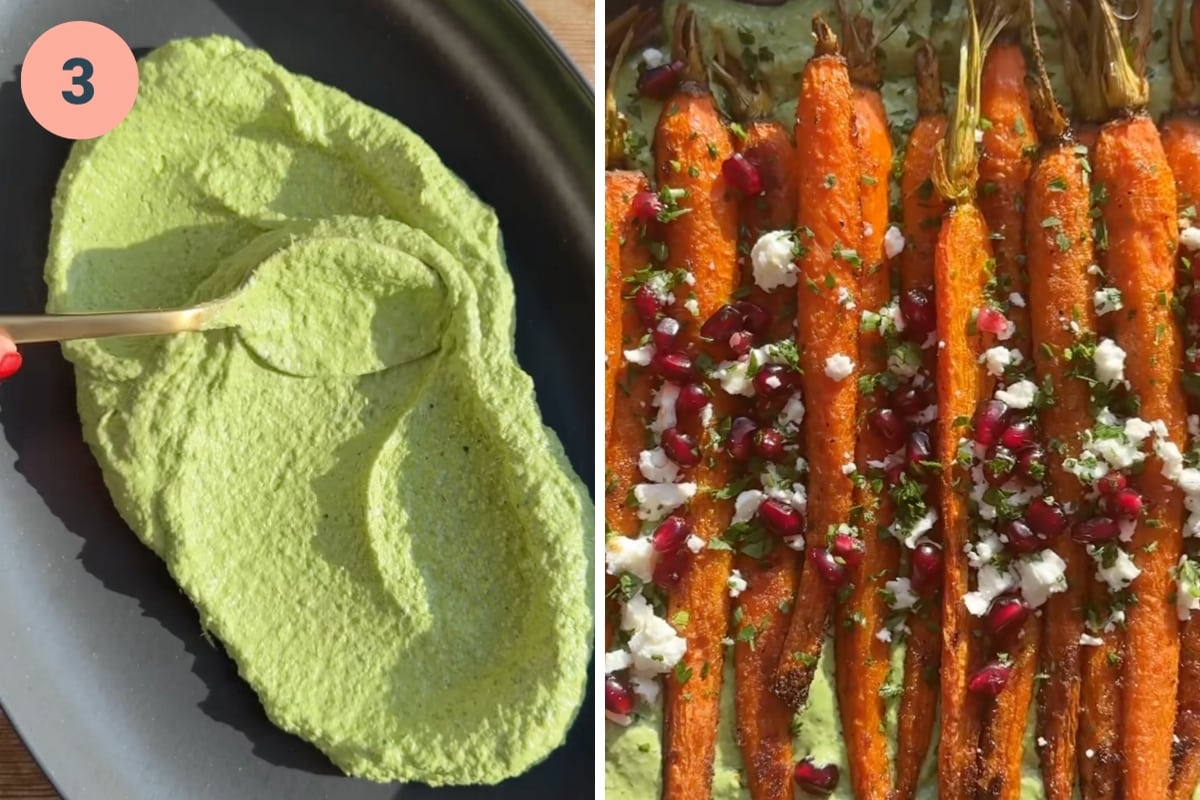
[{"x1": 45, "y1": 36, "x2": 591, "y2": 785}]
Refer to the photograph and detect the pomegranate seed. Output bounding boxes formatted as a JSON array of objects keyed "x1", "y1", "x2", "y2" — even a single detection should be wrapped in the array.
[
  {"x1": 651, "y1": 516, "x2": 692, "y2": 553},
  {"x1": 809, "y1": 546, "x2": 848, "y2": 587},
  {"x1": 637, "y1": 59, "x2": 684, "y2": 99},
  {"x1": 605, "y1": 675, "x2": 635, "y2": 716},
  {"x1": 734, "y1": 300, "x2": 770, "y2": 335},
  {"x1": 985, "y1": 594, "x2": 1031, "y2": 636},
  {"x1": 1187, "y1": 291, "x2": 1200, "y2": 326},
  {"x1": 630, "y1": 190, "x2": 665, "y2": 224},
  {"x1": 906, "y1": 429, "x2": 933, "y2": 471},
  {"x1": 1003, "y1": 519, "x2": 1043, "y2": 554},
  {"x1": 1000, "y1": 419, "x2": 1036, "y2": 450},
  {"x1": 900, "y1": 288, "x2": 936, "y2": 338},
  {"x1": 729, "y1": 330, "x2": 755, "y2": 356},
  {"x1": 1097, "y1": 472, "x2": 1127, "y2": 496},
  {"x1": 701, "y1": 304, "x2": 743, "y2": 342},
  {"x1": 1016, "y1": 445, "x2": 1047, "y2": 483},
  {"x1": 1026, "y1": 497, "x2": 1068, "y2": 538},
  {"x1": 892, "y1": 385, "x2": 930, "y2": 419},
  {"x1": 754, "y1": 364, "x2": 791, "y2": 398},
  {"x1": 633, "y1": 284, "x2": 662, "y2": 328},
  {"x1": 968, "y1": 661, "x2": 1012, "y2": 695},
  {"x1": 653, "y1": 317, "x2": 681, "y2": 351},
  {"x1": 653, "y1": 351, "x2": 695, "y2": 383},
  {"x1": 676, "y1": 383, "x2": 710, "y2": 419},
  {"x1": 0, "y1": 351, "x2": 21, "y2": 381},
  {"x1": 973, "y1": 400, "x2": 1010, "y2": 447},
  {"x1": 869, "y1": 408, "x2": 908, "y2": 445},
  {"x1": 661, "y1": 427, "x2": 700, "y2": 467},
  {"x1": 1111, "y1": 488, "x2": 1144, "y2": 519},
  {"x1": 793, "y1": 758, "x2": 840, "y2": 796},
  {"x1": 910, "y1": 542, "x2": 943, "y2": 594},
  {"x1": 760, "y1": 498, "x2": 804, "y2": 536},
  {"x1": 754, "y1": 428, "x2": 785, "y2": 460},
  {"x1": 653, "y1": 547, "x2": 689, "y2": 587},
  {"x1": 977, "y1": 306, "x2": 1010, "y2": 336},
  {"x1": 1072, "y1": 516, "x2": 1120, "y2": 544},
  {"x1": 830, "y1": 533, "x2": 865, "y2": 567},
  {"x1": 727, "y1": 417, "x2": 758, "y2": 462},
  {"x1": 722, "y1": 153, "x2": 764, "y2": 195},
  {"x1": 983, "y1": 445, "x2": 1016, "y2": 485}
]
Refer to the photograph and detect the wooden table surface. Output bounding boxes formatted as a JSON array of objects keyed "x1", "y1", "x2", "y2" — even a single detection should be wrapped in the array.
[{"x1": 0, "y1": 2, "x2": 593, "y2": 797}]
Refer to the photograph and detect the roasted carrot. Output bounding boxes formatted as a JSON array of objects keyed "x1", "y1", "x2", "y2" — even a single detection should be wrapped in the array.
[
  {"x1": 827, "y1": 8, "x2": 897, "y2": 799},
  {"x1": 1091, "y1": 3, "x2": 1186, "y2": 797},
  {"x1": 1023, "y1": 33, "x2": 1094, "y2": 800},
  {"x1": 894, "y1": 41, "x2": 946, "y2": 800},
  {"x1": 771, "y1": 16, "x2": 863, "y2": 712},
  {"x1": 1163, "y1": 4, "x2": 1200, "y2": 796},
  {"x1": 932, "y1": 6, "x2": 1002, "y2": 797},
  {"x1": 655, "y1": 8, "x2": 740, "y2": 800},
  {"x1": 710, "y1": 46, "x2": 799, "y2": 800},
  {"x1": 972, "y1": 8, "x2": 1041, "y2": 798},
  {"x1": 604, "y1": 170, "x2": 651, "y2": 440}
]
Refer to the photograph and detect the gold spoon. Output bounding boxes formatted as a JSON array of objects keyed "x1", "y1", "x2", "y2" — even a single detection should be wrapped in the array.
[{"x1": 0, "y1": 302, "x2": 226, "y2": 344}]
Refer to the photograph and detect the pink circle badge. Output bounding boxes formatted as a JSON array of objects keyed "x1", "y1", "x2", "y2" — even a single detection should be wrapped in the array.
[{"x1": 20, "y1": 21, "x2": 139, "y2": 140}]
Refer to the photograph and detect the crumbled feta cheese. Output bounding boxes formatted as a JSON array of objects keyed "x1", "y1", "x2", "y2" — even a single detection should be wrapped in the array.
[
  {"x1": 732, "y1": 490, "x2": 766, "y2": 524},
  {"x1": 824, "y1": 353, "x2": 854, "y2": 381},
  {"x1": 981, "y1": 346, "x2": 1014, "y2": 377},
  {"x1": 1008, "y1": 292, "x2": 1026, "y2": 308},
  {"x1": 995, "y1": 379, "x2": 1039, "y2": 410},
  {"x1": 642, "y1": 47, "x2": 666, "y2": 68},
  {"x1": 606, "y1": 536, "x2": 656, "y2": 582},
  {"x1": 713, "y1": 358, "x2": 755, "y2": 397},
  {"x1": 894, "y1": 508, "x2": 938, "y2": 549},
  {"x1": 974, "y1": 127, "x2": 985, "y2": 143},
  {"x1": 1182, "y1": 226, "x2": 1200, "y2": 252},
  {"x1": 779, "y1": 392, "x2": 806, "y2": 430},
  {"x1": 1037, "y1": 737, "x2": 1048, "y2": 748},
  {"x1": 1177, "y1": 555, "x2": 1200, "y2": 621},
  {"x1": 1093, "y1": 338, "x2": 1126, "y2": 385},
  {"x1": 837, "y1": 286, "x2": 856, "y2": 309},
  {"x1": 875, "y1": 627, "x2": 893, "y2": 643},
  {"x1": 685, "y1": 534, "x2": 705, "y2": 554},
  {"x1": 751, "y1": 230, "x2": 799, "y2": 291},
  {"x1": 1093, "y1": 546, "x2": 1141, "y2": 592},
  {"x1": 623, "y1": 343, "x2": 654, "y2": 366},
  {"x1": 884, "y1": 577, "x2": 920, "y2": 610},
  {"x1": 967, "y1": 530, "x2": 1003, "y2": 569},
  {"x1": 650, "y1": 382, "x2": 680, "y2": 438},
  {"x1": 883, "y1": 225, "x2": 906, "y2": 259},
  {"x1": 684, "y1": 297, "x2": 700, "y2": 316},
  {"x1": 621, "y1": 594, "x2": 687, "y2": 677},
  {"x1": 1079, "y1": 633, "x2": 1104, "y2": 646},
  {"x1": 634, "y1": 482, "x2": 697, "y2": 521},
  {"x1": 1015, "y1": 550, "x2": 1068, "y2": 609},
  {"x1": 605, "y1": 649, "x2": 632, "y2": 674},
  {"x1": 784, "y1": 535, "x2": 806, "y2": 551},
  {"x1": 727, "y1": 569, "x2": 748, "y2": 597},
  {"x1": 1094, "y1": 287, "x2": 1123, "y2": 316},
  {"x1": 638, "y1": 448, "x2": 680, "y2": 484},
  {"x1": 997, "y1": 319, "x2": 1017, "y2": 341},
  {"x1": 655, "y1": 316, "x2": 680, "y2": 339},
  {"x1": 964, "y1": 565, "x2": 1017, "y2": 616},
  {"x1": 842, "y1": 461, "x2": 857, "y2": 475}
]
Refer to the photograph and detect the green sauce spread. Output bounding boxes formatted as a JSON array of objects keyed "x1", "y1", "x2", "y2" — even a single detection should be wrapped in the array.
[
  {"x1": 607, "y1": 1, "x2": 1180, "y2": 798},
  {"x1": 45, "y1": 36, "x2": 591, "y2": 785}
]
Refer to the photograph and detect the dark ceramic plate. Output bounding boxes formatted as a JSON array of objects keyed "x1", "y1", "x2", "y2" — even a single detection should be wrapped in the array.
[{"x1": 0, "y1": 1, "x2": 593, "y2": 797}]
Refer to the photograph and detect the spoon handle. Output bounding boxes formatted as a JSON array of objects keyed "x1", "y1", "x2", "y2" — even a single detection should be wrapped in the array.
[{"x1": 0, "y1": 306, "x2": 218, "y2": 344}]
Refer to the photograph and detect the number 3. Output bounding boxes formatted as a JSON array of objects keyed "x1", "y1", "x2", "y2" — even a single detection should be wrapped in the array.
[{"x1": 62, "y1": 57, "x2": 94, "y2": 105}]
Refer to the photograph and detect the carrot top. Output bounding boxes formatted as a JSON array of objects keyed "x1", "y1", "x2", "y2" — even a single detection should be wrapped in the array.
[
  {"x1": 672, "y1": 4, "x2": 708, "y2": 88},
  {"x1": 1093, "y1": 0, "x2": 1150, "y2": 113},
  {"x1": 605, "y1": 25, "x2": 634, "y2": 169},
  {"x1": 1027, "y1": 0, "x2": 1070, "y2": 143},
  {"x1": 932, "y1": 0, "x2": 1011, "y2": 203},
  {"x1": 915, "y1": 38, "x2": 944, "y2": 117},
  {"x1": 711, "y1": 37, "x2": 773, "y2": 121}
]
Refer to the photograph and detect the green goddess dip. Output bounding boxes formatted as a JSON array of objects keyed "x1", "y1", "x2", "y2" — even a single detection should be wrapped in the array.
[
  {"x1": 607, "y1": 1, "x2": 1181, "y2": 798},
  {"x1": 45, "y1": 36, "x2": 591, "y2": 785}
]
